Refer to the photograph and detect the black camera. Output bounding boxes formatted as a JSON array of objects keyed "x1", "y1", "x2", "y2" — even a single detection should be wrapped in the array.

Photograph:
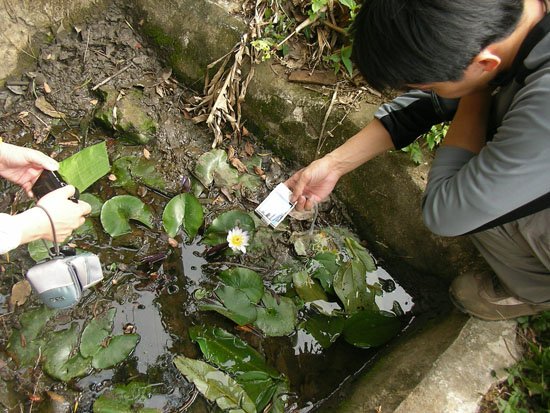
[{"x1": 32, "y1": 170, "x2": 79, "y2": 202}]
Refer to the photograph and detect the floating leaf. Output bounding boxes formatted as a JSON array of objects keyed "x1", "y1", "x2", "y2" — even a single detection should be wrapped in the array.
[
  {"x1": 100, "y1": 195, "x2": 154, "y2": 237},
  {"x1": 94, "y1": 381, "x2": 161, "y2": 413},
  {"x1": 80, "y1": 193, "x2": 103, "y2": 217},
  {"x1": 7, "y1": 306, "x2": 55, "y2": 367},
  {"x1": 80, "y1": 308, "x2": 116, "y2": 358},
  {"x1": 173, "y1": 356, "x2": 256, "y2": 413},
  {"x1": 92, "y1": 334, "x2": 140, "y2": 369},
  {"x1": 189, "y1": 326, "x2": 281, "y2": 379},
  {"x1": 58, "y1": 142, "x2": 110, "y2": 192},
  {"x1": 254, "y1": 293, "x2": 297, "y2": 337},
  {"x1": 43, "y1": 323, "x2": 91, "y2": 381},
  {"x1": 200, "y1": 285, "x2": 257, "y2": 326},
  {"x1": 342, "y1": 311, "x2": 402, "y2": 349},
  {"x1": 218, "y1": 268, "x2": 264, "y2": 304},
  {"x1": 292, "y1": 270, "x2": 327, "y2": 303},
  {"x1": 302, "y1": 314, "x2": 345, "y2": 349},
  {"x1": 111, "y1": 156, "x2": 166, "y2": 192},
  {"x1": 202, "y1": 210, "x2": 255, "y2": 246},
  {"x1": 310, "y1": 252, "x2": 339, "y2": 293},
  {"x1": 344, "y1": 237, "x2": 376, "y2": 272},
  {"x1": 194, "y1": 149, "x2": 239, "y2": 188},
  {"x1": 162, "y1": 193, "x2": 203, "y2": 239},
  {"x1": 333, "y1": 260, "x2": 375, "y2": 314},
  {"x1": 238, "y1": 371, "x2": 280, "y2": 412}
]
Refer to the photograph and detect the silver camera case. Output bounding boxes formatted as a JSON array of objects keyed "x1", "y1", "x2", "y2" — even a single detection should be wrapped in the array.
[{"x1": 26, "y1": 253, "x2": 103, "y2": 309}]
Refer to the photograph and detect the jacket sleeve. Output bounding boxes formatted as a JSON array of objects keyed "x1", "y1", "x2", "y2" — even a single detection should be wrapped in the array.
[
  {"x1": 375, "y1": 90, "x2": 458, "y2": 149},
  {"x1": 422, "y1": 72, "x2": 550, "y2": 236},
  {"x1": 0, "y1": 213, "x2": 23, "y2": 254}
]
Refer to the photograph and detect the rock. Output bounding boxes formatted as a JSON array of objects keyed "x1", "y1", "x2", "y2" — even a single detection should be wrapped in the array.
[{"x1": 94, "y1": 86, "x2": 157, "y2": 144}]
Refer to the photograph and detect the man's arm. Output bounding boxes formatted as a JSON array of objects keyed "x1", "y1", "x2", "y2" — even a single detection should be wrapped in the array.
[{"x1": 423, "y1": 77, "x2": 550, "y2": 236}]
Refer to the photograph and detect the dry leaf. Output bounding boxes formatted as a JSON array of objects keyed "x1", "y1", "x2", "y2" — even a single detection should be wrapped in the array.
[
  {"x1": 221, "y1": 187, "x2": 234, "y2": 202},
  {"x1": 90, "y1": 99, "x2": 98, "y2": 105},
  {"x1": 253, "y1": 165, "x2": 265, "y2": 178},
  {"x1": 143, "y1": 148, "x2": 151, "y2": 159},
  {"x1": 43, "y1": 82, "x2": 52, "y2": 93},
  {"x1": 9, "y1": 280, "x2": 32, "y2": 308},
  {"x1": 242, "y1": 126, "x2": 250, "y2": 137},
  {"x1": 155, "y1": 85, "x2": 164, "y2": 97},
  {"x1": 168, "y1": 238, "x2": 179, "y2": 248},
  {"x1": 230, "y1": 157, "x2": 248, "y2": 173},
  {"x1": 227, "y1": 145, "x2": 236, "y2": 160},
  {"x1": 35, "y1": 96, "x2": 65, "y2": 118},
  {"x1": 108, "y1": 174, "x2": 117, "y2": 181},
  {"x1": 244, "y1": 141, "x2": 255, "y2": 157},
  {"x1": 137, "y1": 186, "x2": 148, "y2": 197}
]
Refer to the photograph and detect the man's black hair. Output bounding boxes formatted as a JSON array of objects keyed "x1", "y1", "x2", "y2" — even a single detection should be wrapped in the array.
[{"x1": 351, "y1": 0, "x2": 524, "y2": 91}]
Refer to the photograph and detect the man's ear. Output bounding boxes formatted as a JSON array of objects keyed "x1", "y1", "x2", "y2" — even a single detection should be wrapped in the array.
[{"x1": 474, "y1": 48, "x2": 501, "y2": 73}]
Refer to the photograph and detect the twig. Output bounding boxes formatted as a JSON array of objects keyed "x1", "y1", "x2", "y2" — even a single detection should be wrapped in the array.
[
  {"x1": 91, "y1": 63, "x2": 133, "y2": 91},
  {"x1": 275, "y1": 10, "x2": 324, "y2": 50},
  {"x1": 322, "y1": 20, "x2": 347, "y2": 35},
  {"x1": 316, "y1": 84, "x2": 339, "y2": 155},
  {"x1": 28, "y1": 111, "x2": 49, "y2": 127},
  {"x1": 83, "y1": 29, "x2": 90, "y2": 64}
]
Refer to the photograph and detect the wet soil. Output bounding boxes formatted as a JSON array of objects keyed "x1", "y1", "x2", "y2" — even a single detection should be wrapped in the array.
[{"x1": 0, "y1": 3, "x2": 418, "y2": 412}]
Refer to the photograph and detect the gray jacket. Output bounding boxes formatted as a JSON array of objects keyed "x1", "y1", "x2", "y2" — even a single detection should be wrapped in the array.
[{"x1": 375, "y1": 14, "x2": 550, "y2": 237}]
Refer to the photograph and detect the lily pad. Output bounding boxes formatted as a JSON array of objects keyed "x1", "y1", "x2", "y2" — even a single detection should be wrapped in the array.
[
  {"x1": 162, "y1": 193, "x2": 203, "y2": 239},
  {"x1": 173, "y1": 356, "x2": 256, "y2": 413},
  {"x1": 310, "y1": 252, "x2": 339, "y2": 293},
  {"x1": 58, "y1": 141, "x2": 110, "y2": 192},
  {"x1": 80, "y1": 308, "x2": 116, "y2": 358},
  {"x1": 100, "y1": 195, "x2": 154, "y2": 237},
  {"x1": 302, "y1": 314, "x2": 345, "y2": 349},
  {"x1": 94, "y1": 381, "x2": 161, "y2": 413},
  {"x1": 194, "y1": 149, "x2": 239, "y2": 188},
  {"x1": 80, "y1": 193, "x2": 104, "y2": 217},
  {"x1": 202, "y1": 210, "x2": 255, "y2": 246},
  {"x1": 218, "y1": 268, "x2": 264, "y2": 304},
  {"x1": 92, "y1": 334, "x2": 140, "y2": 369},
  {"x1": 111, "y1": 156, "x2": 166, "y2": 192},
  {"x1": 254, "y1": 293, "x2": 297, "y2": 337},
  {"x1": 199, "y1": 285, "x2": 258, "y2": 326},
  {"x1": 43, "y1": 323, "x2": 91, "y2": 381},
  {"x1": 342, "y1": 310, "x2": 402, "y2": 349}
]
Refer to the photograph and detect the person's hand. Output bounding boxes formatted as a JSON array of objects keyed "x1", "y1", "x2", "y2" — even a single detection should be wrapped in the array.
[
  {"x1": 285, "y1": 156, "x2": 342, "y2": 211},
  {"x1": 35, "y1": 186, "x2": 91, "y2": 242},
  {"x1": 0, "y1": 142, "x2": 59, "y2": 196}
]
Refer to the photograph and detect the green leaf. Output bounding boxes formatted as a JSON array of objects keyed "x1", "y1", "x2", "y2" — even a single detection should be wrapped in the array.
[
  {"x1": 302, "y1": 314, "x2": 345, "y2": 349},
  {"x1": 218, "y1": 268, "x2": 264, "y2": 304},
  {"x1": 27, "y1": 239, "x2": 54, "y2": 262},
  {"x1": 111, "y1": 156, "x2": 166, "y2": 192},
  {"x1": 189, "y1": 326, "x2": 281, "y2": 379},
  {"x1": 344, "y1": 237, "x2": 376, "y2": 272},
  {"x1": 100, "y1": 195, "x2": 154, "y2": 237},
  {"x1": 7, "y1": 306, "x2": 55, "y2": 367},
  {"x1": 173, "y1": 356, "x2": 256, "y2": 413},
  {"x1": 43, "y1": 323, "x2": 91, "y2": 381},
  {"x1": 254, "y1": 293, "x2": 297, "y2": 337},
  {"x1": 162, "y1": 193, "x2": 203, "y2": 239},
  {"x1": 94, "y1": 381, "x2": 161, "y2": 413},
  {"x1": 238, "y1": 371, "x2": 280, "y2": 412},
  {"x1": 58, "y1": 141, "x2": 110, "y2": 192},
  {"x1": 202, "y1": 210, "x2": 255, "y2": 246},
  {"x1": 194, "y1": 149, "x2": 239, "y2": 188},
  {"x1": 311, "y1": 252, "x2": 339, "y2": 293},
  {"x1": 292, "y1": 270, "x2": 327, "y2": 303},
  {"x1": 92, "y1": 334, "x2": 140, "y2": 369},
  {"x1": 80, "y1": 308, "x2": 116, "y2": 358},
  {"x1": 342, "y1": 311, "x2": 402, "y2": 348},
  {"x1": 80, "y1": 193, "x2": 104, "y2": 217},
  {"x1": 333, "y1": 260, "x2": 375, "y2": 314},
  {"x1": 200, "y1": 285, "x2": 258, "y2": 326}
]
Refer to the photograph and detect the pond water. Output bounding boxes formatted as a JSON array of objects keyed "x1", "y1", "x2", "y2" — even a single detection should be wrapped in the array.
[{"x1": 0, "y1": 2, "x2": 422, "y2": 412}]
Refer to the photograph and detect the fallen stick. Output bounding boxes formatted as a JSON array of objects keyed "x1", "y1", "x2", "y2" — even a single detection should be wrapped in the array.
[{"x1": 91, "y1": 63, "x2": 133, "y2": 91}]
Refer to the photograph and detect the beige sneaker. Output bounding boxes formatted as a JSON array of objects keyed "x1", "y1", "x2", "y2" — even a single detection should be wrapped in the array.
[{"x1": 449, "y1": 272, "x2": 550, "y2": 321}]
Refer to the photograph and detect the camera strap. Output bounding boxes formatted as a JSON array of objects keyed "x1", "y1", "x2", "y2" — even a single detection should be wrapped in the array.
[{"x1": 35, "y1": 204, "x2": 62, "y2": 258}]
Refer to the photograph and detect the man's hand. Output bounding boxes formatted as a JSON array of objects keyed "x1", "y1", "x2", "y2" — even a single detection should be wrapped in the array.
[
  {"x1": 0, "y1": 142, "x2": 59, "y2": 196},
  {"x1": 285, "y1": 156, "x2": 342, "y2": 211}
]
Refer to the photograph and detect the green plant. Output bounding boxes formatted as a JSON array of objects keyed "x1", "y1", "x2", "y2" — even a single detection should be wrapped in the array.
[
  {"x1": 402, "y1": 122, "x2": 449, "y2": 164},
  {"x1": 495, "y1": 312, "x2": 550, "y2": 412}
]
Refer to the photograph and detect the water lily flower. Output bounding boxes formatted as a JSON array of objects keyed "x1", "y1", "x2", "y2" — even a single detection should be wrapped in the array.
[{"x1": 227, "y1": 227, "x2": 249, "y2": 254}]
